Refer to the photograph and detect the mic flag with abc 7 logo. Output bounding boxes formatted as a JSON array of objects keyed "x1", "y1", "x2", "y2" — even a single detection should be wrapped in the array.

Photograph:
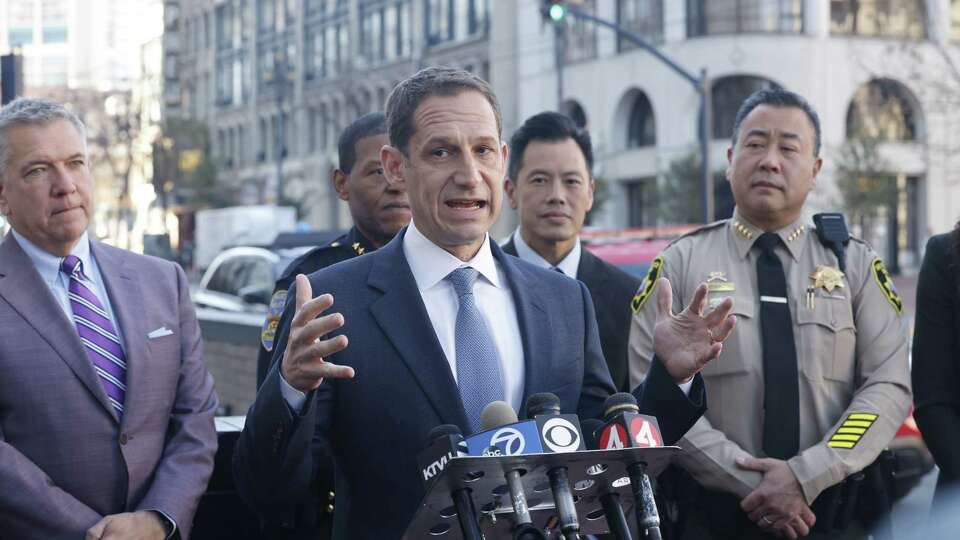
[{"x1": 465, "y1": 415, "x2": 585, "y2": 456}]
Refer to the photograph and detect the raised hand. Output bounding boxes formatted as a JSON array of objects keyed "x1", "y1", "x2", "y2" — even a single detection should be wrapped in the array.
[
  {"x1": 280, "y1": 274, "x2": 354, "y2": 393},
  {"x1": 652, "y1": 277, "x2": 737, "y2": 383}
]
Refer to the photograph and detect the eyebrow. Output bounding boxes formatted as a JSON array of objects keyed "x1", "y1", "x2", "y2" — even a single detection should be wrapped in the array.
[
  {"x1": 421, "y1": 134, "x2": 499, "y2": 148},
  {"x1": 745, "y1": 129, "x2": 801, "y2": 142},
  {"x1": 525, "y1": 167, "x2": 585, "y2": 178}
]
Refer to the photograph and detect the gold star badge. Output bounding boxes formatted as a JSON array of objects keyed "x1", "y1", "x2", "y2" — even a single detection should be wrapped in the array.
[{"x1": 810, "y1": 265, "x2": 845, "y2": 292}]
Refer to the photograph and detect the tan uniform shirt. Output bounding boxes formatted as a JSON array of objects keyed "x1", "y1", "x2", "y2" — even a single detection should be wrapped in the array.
[{"x1": 628, "y1": 209, "x2": 911, "y2": 504}]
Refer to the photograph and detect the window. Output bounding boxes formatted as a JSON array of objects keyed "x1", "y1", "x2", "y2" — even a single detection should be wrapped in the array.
[
  {"x1": 259, "y1": 0, "x2": 275, "y2": 31},
  {"x1": 627, "y1": 92, "x2": 656, "y2": 148},
  {"x1": 953, "y1": 0, "x2": 960, "y2": 41},
  {"x1": 627, "y1": 178, "x2": 657, "y2": 227},
  {"x1": 687, "y1": 0, "x2": 803, "y2": 37},
  {"x1": 564, "y1": 0, "x2": 597, "y2": 63},
  {"x1": 427, "y1": 0, "x2": 453, "y2": 45},
  {"x1": 617, "y1": 0, "x2": 663, "y2": 51},
  {"x1": 561, "y1": 100, "x2": 587, "y2": 129},
  {"x1": 846, "y1": 79, "x2": 919, "y2": 141},
  {"x1": 711, "y1": 75, "x2": 780, "y2": 139},
  {"x1": 360, "y1": 1, "x2": 386, "y2": 65},
  {"x1": 8, "y1": 28, "x2": 33, "y2": 47},
  {"x1": 831, "y1": 0, "x2": 926, "y2": 39},
  {"x1": 42, "y1": 27, "x2": 68, "y2": 43}
]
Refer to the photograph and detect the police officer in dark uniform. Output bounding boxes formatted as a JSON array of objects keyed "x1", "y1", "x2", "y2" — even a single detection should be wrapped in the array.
[{"x1": 251, "y1": 111, "x2": 410, "y2": 539}]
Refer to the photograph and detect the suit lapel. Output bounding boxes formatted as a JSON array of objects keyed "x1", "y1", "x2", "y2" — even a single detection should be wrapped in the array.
[
  {"x1": 577, "y1": 249, "x2": 609, "y2": 292},
  {"x1": 91, "y1": 242, "x2": 148, "y2": 425},
  {"x1": 367, "y1": 232, "x2": 470, "y2": 431},
  {"x1": 492, "y1": 243, "x2": 552, "y2": 408},
  {"x1": 0, "y1": 234, "x2": 116, "y2": 418}
]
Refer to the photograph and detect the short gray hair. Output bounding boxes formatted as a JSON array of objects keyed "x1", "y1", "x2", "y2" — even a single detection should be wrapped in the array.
[
  {"x1": 0, "y1": 98, "x2": 87, "y2": 183},
  {"x1": 385, "y1": 66, "x2": 501, "y2": 155}
]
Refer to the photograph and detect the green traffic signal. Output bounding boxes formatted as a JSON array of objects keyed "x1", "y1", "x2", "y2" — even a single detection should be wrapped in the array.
[{"x1": 548, "y1": 3, "x2": 566, "y2": 22}]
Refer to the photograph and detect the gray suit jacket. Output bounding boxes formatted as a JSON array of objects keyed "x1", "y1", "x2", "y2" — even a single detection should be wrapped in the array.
[{"x1": 0, "y1": 233, "x2": 219, "y2": 539}]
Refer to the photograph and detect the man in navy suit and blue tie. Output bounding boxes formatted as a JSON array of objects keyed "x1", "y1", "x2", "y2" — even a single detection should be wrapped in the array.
[{"x1": 234, "y1": 67, "x2": 737, "y2": 538}]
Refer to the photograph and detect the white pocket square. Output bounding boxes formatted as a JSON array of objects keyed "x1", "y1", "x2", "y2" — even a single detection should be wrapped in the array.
[{"x1": 148, "y1": 327, "x2": 174, "y2": 339}]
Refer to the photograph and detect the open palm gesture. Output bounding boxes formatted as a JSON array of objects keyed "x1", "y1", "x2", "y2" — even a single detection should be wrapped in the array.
[{"x1": 653, "y1": 278, "x2": 737, "y2": 382}]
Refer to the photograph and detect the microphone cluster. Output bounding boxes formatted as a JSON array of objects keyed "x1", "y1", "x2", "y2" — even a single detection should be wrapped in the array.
[{"x1": 415, "y1": 392, "x2": 669, "y2": 540}]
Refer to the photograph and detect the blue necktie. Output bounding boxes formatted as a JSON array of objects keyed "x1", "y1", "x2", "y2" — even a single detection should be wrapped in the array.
[{"x1": 447, "y1": 267, "x2": 504, "y2": 433}]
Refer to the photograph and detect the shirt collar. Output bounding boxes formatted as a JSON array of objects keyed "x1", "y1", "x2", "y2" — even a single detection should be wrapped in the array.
[
  {"x1": 730, "y1": 207, "x2": 808, "y2": 261},
  {"x1": 12, "y1": 229, "x2": 92, "y2": 284},
  {"x1": 403, "y1": 221, "x2": 503, "y2": 292},
  {"x1": 511, "y1": 228, "x2": 581, "y2": 277}
]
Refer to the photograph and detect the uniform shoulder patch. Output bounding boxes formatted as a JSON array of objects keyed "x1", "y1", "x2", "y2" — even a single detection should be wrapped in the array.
[
  {"x1": 632, "y1": 256, "x2": 664, "y2": 314},
  {"x1": 260, "y1": 289, "x2": 288, "y2": 352},
  {"x1": 827, "y1": 412, "x2": 878, "y2": 449},
  {"x1": 870, "y1": 258, "x2": 902, "y2": 315}
]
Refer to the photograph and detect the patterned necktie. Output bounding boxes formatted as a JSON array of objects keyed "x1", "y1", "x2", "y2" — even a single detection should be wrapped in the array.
[
  {"x1": 447, "y1": 266, "x2": 504, "y2": 433},
  {"x1": 60, "y1": 255, "x2": 127, "y2": 417},
  {"x1": 755, "y1": 233, "x2": 800, "y2": 459}
]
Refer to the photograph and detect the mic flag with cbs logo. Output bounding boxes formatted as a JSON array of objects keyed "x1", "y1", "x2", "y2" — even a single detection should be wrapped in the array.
[{"x1": 465, "y1": 415, "x2": 585, "y2": 456}]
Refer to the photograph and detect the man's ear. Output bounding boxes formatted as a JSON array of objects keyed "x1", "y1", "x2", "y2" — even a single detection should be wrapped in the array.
[
  {"x1": 585, "y1": 178, "x2": 595, "y2": 213},
  {"x1": 332, "y1": 170, "x2": 349, "y2": 201},
  {"x1": 504, "y1": 177, "x2": 518, "y2": 210},
  {"x1": 810, "y1": 156, "x2": 823, "y2": 188},
  {"x1": 381, "y1": 144, "x2": 406, "y2": 189},
  {"x1": 0, "y1": 179, "x2": 9, "y2": 217}
]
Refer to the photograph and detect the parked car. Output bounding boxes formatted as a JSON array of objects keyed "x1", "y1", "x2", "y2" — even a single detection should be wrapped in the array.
[
  {"x1": 581, "y1": 225, "x2": 698, "y2": 277},
  {"x1": 192, "y1": 245, "x2": 313, "y2": 313}
]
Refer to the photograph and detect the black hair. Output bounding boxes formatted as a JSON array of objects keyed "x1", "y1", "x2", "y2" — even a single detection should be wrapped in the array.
[
  {"x1": 384, "y1": 66, "x2": 501, "y2": 155},
  {"x1": 508, "y1": 111, "x2": 593, "y2": 180},
  {"x1": 731, "y1": 88, "x2": 822, "y2": 157},
  {"x1": 338, "y1": 112, "x2": 386, "y2": 174}
]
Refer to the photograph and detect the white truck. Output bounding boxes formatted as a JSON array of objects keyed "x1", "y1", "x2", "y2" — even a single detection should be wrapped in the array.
[{"x1": 194, "y1": 205, "x2": 297, "y2": 271}]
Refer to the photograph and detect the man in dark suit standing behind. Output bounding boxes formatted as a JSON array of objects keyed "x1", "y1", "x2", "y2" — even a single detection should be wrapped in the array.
[
  {"x1": 502, "y1": 111, "x2": 641, "y2": 391},
  {"x1": 0, "y1": 98, "x2": 218, "y2": 539},
  {"x1": 234, "y1": 67, "x2": 737, "y2": 538}
]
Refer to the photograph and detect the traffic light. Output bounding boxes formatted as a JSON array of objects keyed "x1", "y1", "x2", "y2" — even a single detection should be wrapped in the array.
[{"x1": 541, "y1": 1, "x2": 568, "y2": 23}]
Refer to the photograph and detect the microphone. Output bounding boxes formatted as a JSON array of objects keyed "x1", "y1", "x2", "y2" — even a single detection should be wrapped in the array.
[
  {"x1": 418, "y1": 425, "x2": 482, "y2": 540},
  {"x1": 600, "y1": 393, "x2": 663, "y2": 540},
  {"x1": 476, "y1": 401, "x2": 547, "y2": 540},
  {"x1": 582, "y1": 418, "x2": 633, "y2": 540},
  {"x1": 524, "y1": 393, "x2": 582, "y2": 540}
]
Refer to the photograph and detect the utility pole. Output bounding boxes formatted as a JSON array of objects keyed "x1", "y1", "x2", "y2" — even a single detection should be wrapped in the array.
[
  {"x1": 272, "y1": 47, "x2": 290, "y2": 206},
  {"x1": 542, "y1": 1, "x2": 715, "y2": 223}
]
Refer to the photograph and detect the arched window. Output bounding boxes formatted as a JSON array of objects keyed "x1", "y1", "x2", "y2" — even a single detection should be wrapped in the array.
[
  {"x1": 560, "y1": 99, "x2": 587, "y2": 128},
  {"x1": 846, "y1": 79, "x2": 920, "y2": 142},
  {"x1": 627, "y1": 91, "x2": 656, "y2": 148},
  {"x1": 831, "y1": 0, "x2": 926, "y2": 39},
  {"x1": 711, "y1": 75, "x2": 780, "y2": 139}
]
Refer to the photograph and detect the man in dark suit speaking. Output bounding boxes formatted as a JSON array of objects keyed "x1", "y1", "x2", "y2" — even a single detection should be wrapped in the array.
[
  {"x1": 234, "y1": 67, "x2": 737, "y2": 538},
  {"x1": 502, "y1": 111, "x2": 641, "y2": 392}
]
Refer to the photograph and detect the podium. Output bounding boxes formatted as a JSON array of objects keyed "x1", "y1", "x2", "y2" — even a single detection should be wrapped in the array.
[{"x1": 403, "y1": 446, "x2": 678, "y2": 539}]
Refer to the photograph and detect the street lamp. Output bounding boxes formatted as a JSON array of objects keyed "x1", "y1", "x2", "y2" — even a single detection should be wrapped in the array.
[{"x1": 542, "y1": 1, "x2": 715, "y2": 223}]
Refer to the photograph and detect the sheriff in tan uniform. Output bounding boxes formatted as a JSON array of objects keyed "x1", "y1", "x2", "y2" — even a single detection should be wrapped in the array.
[{"x1": 629, "y1": 89, "x2": 911, "y2": 540}]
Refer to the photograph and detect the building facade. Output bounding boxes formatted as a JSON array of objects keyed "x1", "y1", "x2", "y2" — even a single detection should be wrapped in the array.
[
  {"x1": 493, "y1": 0, "x2": 960, "y2": 271},
  {"x1": 162, "y1": 0, "x2": 491, "y2": 230}
]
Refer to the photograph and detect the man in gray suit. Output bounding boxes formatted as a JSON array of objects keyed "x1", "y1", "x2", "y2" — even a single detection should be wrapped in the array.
[{"x1": 0, "y1": 98, "x2": 218, "y2": 539}]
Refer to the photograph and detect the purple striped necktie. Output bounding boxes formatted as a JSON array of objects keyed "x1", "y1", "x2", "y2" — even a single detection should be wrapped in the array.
[{"x1": 60, "y1": 255, "x2": 126, "y2": 417}]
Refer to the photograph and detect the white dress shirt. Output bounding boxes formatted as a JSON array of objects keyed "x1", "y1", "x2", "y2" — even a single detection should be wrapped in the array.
[
  {"x1": 282, "y1": 222, "x2": 527, "y2": 413},
  {"x1": 13, "y1": 229, "x2": 124, "y2": 345},
  {"x1": 511, "y1": 228, "x2": 581, "y2": 277}
]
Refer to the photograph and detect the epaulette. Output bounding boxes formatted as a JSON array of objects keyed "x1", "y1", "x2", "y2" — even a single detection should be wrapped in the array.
[
  {"x1": 663, "y1": 219, "x2": 729, "y2": 250},
  {"x1": 276, "y1": 242, "x2": 350, "y2": 283}
]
